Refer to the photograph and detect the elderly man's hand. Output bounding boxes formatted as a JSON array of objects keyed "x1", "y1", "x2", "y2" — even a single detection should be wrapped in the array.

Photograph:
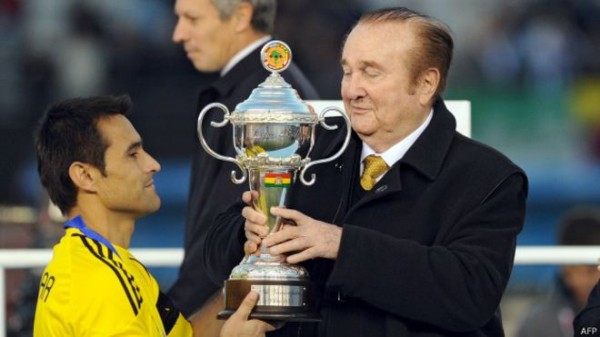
[
  {"x1": 261, "y1": 207, "x2": 342, "y2": 264},
  {"x1": 241, "y1": 191, "x2": 269, "y2": 256}
]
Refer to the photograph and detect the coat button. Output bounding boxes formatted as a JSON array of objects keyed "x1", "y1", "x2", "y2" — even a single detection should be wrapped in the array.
[{"x1": 375, "y1": 185, "x2": 388, "y2": 193}]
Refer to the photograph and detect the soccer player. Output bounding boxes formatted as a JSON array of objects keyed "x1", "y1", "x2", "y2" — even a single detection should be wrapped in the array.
[{"x1": 32, "y1": 95, "x2": 273, "y2": 337}]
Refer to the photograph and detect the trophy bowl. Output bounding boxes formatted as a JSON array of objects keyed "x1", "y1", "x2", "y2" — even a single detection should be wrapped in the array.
[{"x1": 197, "y1": 41, "x2": 351, "y2": 321}]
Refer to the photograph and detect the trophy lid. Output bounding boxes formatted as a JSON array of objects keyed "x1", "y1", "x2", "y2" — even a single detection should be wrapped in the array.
[{"x1": 229, "y1": 41, "x2": 318, "y2": 125}]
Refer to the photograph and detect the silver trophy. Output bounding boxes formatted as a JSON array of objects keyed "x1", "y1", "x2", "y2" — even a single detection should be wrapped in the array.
[{"x1": 197, "y1": 41, "x2": 351, "y2": 321}]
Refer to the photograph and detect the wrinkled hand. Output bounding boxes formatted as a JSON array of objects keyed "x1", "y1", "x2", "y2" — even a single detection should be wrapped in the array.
[
  {"x1": 241, "y1": 191, "x2": 268, "y2": 256},
  {"x1": 220, "y1": 292, "x2": 275, "y2": 337},
  {"x1": 261, "y1": 207, "x2": 342, "y2": 264}
]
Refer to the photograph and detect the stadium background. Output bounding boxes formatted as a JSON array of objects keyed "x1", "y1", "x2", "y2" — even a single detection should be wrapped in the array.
[{"x1": 2, "y1": 0, "x2": 600, "y2": 335}]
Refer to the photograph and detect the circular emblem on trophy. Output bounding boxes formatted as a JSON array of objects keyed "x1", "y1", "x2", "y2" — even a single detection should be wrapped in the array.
[{"x1": 261, "y1": 40, "x2": 292, "y2": 72}]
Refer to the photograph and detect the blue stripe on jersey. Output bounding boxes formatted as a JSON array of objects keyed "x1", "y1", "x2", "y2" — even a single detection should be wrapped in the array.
[{"x1": 64, "y1": 216, "x2": 121, "y2": 259}]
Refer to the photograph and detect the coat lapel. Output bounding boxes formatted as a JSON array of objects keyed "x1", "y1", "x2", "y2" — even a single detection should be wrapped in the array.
[
  {"x1": 349, "y1": 162, "x2": 403, "y2": 212},
  {"x1": 401, "y1": 99, "x2": 456, "y2": 180}
]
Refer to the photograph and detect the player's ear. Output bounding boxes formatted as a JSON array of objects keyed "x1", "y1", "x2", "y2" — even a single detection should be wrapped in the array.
[{"x1": 68, "y1": 162, "x2": 99, "y2": 192}]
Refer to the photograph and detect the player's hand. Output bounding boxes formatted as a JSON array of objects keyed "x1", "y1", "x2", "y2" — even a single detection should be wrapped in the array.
[{"x1": 220, "y1": 291, "x2": 275, "y2": 337}]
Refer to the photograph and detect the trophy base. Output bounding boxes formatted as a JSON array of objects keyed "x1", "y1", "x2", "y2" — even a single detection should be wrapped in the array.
[
  {"x1": 217, "y1": 279, "x2": 321, "y2": 322},
  {"x1": 217, "y1": 310, "x2": 321, "y2": 322}
]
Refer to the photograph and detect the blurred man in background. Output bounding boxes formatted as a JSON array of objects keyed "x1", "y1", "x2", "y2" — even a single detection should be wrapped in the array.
[
  {"x1": 169, "y1": 0, "x2": 318, "y2": 335},
  {"x1": 516, "y1": 206, "x2": 600, "y2": 337}
]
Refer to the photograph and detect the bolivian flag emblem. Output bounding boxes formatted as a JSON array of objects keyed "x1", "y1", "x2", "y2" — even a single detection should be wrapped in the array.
[{"x1": 264, "y1": 172, "x2": 292, "y2": 188}]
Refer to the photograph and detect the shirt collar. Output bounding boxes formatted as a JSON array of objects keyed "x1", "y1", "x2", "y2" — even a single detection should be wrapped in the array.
[
  {"x1": 64, "y1": 215, "x2": 122, "y2": 259},
  {"x1": 360, "y1": 108, "x2": 434, "y2": 171},
  {"x1": 220, "y1": 35, "x2": 271, "y2": 77}
]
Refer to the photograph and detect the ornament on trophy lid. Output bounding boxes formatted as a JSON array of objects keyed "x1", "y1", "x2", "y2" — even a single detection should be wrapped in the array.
[{"x1": 261, "y1": 40, "x2": 292, "y2": 72}]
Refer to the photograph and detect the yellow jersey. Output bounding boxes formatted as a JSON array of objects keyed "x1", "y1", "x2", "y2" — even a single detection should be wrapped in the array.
[{"x1": 33, "y1": 225, "x2": 192, "y2": 336}]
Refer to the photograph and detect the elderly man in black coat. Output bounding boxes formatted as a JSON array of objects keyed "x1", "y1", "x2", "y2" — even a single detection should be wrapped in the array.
[{"x1": 202, "y1": 7, "x2": 528, "y2": 337}]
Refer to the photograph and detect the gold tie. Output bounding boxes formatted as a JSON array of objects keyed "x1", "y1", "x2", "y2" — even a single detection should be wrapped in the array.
[{"x1": 360, "y1": 155, "x2": 389, "y2": 191}]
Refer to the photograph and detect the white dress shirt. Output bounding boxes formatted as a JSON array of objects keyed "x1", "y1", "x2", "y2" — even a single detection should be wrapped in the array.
[{"x1": 220, "y1": 35, "x2": 272, "y2": 77}]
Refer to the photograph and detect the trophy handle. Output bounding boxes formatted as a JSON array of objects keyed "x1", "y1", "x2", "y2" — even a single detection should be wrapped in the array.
[
  {"x1": 299, "y1": 106, "x2": 351, "y2": 186},
  {"x1": 197, "y1": 102, "x2": 247, "y2": 184}
]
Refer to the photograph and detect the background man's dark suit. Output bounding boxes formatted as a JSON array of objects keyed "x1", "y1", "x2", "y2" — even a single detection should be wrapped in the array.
[
  {"x1": 168, "y1": 44, "x2": 318, "y2": 317},
  {"x1": 574, "y1": 282, "x2": 600, "y2": 336},
  {"x1": 202, "y1": 99, "x2": 528, "y2": 336}
]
